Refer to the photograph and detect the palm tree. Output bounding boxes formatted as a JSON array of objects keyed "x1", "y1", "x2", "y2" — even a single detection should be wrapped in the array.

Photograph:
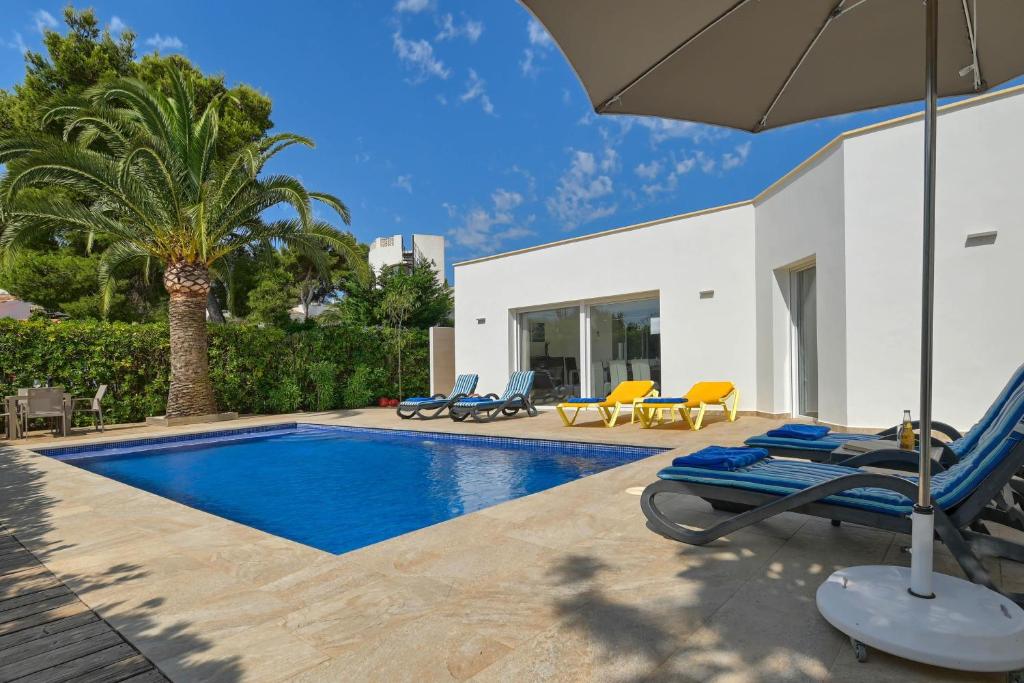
[{"x1": 0, "y1": 67, "x2": 365, "y2": 418}]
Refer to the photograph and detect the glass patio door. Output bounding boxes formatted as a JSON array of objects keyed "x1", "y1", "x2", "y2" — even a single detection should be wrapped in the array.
[
  {"x1": 518, "y1": 306, "x2": 581, "y2": 405},
  {"x1": 794, "y1": 266, "x2": 818, "y2": 418},
  {"x1": 588, "y1": 298, "x2": 661, "y2": 397}
]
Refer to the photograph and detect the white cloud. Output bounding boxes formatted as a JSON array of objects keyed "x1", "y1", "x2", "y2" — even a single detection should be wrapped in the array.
[
  {"x1": 561, "y1": 88, "x2": 572, "y2": 105},
  {"x1": 435, "y1": 14, "x2": 483, "y2": 43},
  {"x1": 145, "y1": 34, "x2": 184, "y2": 51},
  {"x1": 392, "y1": 31, "x2": 450, "y2": 81},
  {"x1": 460, "y1": 69, "x2": 494, "y2": 115},
  {"x1": 634, "y1": 160, "x2": 663, "y2": 180},
  {"x1": 492, "y1": 189, "x2": 523, "y2": 212},
  {"x1": 395, "y1": 0, "x2": 431, "y2": 13},
  {"x1": 520, "y1": 49, "x2": 540, "y2": 78},
  {"x1": 353, "y1": 152, "x2": 371, "y2": 163},
  {"x1": 2, "y1": 32, "x2": 28, "y2": 53},
  {"x1": 527, "y1": 18, "x2": 554, "y2": 48},
  {"x1": 447, "y1": 190, "x2": 535, "y2": 251},
  {"x1": 546, "y1": 148, "x2": 618, "y2": 229},
  {"x1": 393, "y1": 175, "x2": 413, "y2": 193},
  {"x1": 33, "y1": 10, "x2": 56, "y2": 34},
  {"x1": 631, "y1": 118, "x2": 729, "y2": 146},
  {"x1": 721, "y1": 141, "x2": 752, "y2": 170},
  {"x1": 674, "y1": 157, "x2": 697, "y2": 175},
  {"x1": 109, "y1": 16, "x2": 127, "y2": 34}
]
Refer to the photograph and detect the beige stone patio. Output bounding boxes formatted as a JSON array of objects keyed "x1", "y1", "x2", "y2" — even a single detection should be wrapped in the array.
[{"x1": 0, "y1": 409, "x2": 1019, "y2": 682}]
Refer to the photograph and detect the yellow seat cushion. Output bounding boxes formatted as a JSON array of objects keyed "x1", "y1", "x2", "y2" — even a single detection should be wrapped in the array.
[
  {"x1": 605, "y1": 380, "x2": 656, "y2": 404},
  {"x1": 684, "y1": 381, "x2": 735, "y2": 405}
]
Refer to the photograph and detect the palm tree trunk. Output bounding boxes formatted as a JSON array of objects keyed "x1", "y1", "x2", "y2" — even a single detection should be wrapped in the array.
[{"x1": 164, "y1": 261, "x2": 217, "y2": 418}]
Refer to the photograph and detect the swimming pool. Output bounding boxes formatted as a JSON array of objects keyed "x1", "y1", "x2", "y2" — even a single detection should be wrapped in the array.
[{"x1": 37, "y1": 424, "x2": 664, "y2": 555}]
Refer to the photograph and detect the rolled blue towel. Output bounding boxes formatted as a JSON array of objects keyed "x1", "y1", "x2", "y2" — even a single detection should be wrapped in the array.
[
  {"x1": 566, "y1": 397, "x2": 604, "y2": 403},
  {"x1": 457, "y1": 397, "x2": 493, "y2": 403},
  {"x1": 643, "y1": 397, "x2": 688, "y2": 404},
  {"x1": 672, "y1": 446, "x2": 770, "y2": 470},
  {"x1": 765, "y1": 424, "x2": 831, "y2": 440}
]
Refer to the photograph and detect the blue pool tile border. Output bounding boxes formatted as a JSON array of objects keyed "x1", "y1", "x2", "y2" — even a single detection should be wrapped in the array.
[
  {"x1": 33, "y1": 422, "x2": 299, "y2": 458},
  {"x1": 32, "y1": 421, "x2": 669, "y2": 461}
]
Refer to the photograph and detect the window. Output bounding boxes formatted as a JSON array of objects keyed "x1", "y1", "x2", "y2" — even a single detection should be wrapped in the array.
[
  {"x1": 518, "y1": 307, "x2": 581, "y2": 405},
  {"x1": 589, "y1": 298, "x2": 661, "y2": 396}
]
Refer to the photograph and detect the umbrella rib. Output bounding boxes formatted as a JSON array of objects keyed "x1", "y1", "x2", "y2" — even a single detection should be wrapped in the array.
[
  {"x1": 595, "y1": 0, "x2": 754, "y2": 114},
  {"x1": 755, "y1": 0, "x2": 862, "y2": 131},
  {"x1": 961, "y1": 0, "x2": 984, "y2": 90}
]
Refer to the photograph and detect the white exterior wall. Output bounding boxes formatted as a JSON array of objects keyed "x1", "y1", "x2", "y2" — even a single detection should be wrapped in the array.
[
  {"x1": 454, "y1": 205, "x2": 758, "y2": 405},
  {"x1": 754, "y1": 145, "x2": 848, "y2": 425},
  {"x1": 453, "y1": 87, "x2": 1024, "y2": 428},
  {"x1": 368, "y1": 235, "x2": 404, "y2": 275},
  {"x1": 841, "y1": 92, "x2": 1024, "y2": 429},
  {"x1": 412, "y1": 234, "x2": 446, "y2": 284}
]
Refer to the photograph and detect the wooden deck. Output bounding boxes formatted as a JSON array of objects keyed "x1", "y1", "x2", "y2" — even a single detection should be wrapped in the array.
[{"x1": 0, "y1": 532, "x2": 167, "y2": 683}]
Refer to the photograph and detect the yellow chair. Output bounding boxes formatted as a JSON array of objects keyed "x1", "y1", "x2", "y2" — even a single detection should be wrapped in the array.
[
  {"x1": 556, "y1": 380, "x2": 657, "y2": 428},
  {"x1": 635, "y1": 381, "x2": 740, "y2": 430}
]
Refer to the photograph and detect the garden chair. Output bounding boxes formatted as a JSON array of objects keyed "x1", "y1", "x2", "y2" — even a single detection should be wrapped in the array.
[
  {"x1": 21, "y1": 387, "x2": 67, "y2": 437},
  {"x1": 72, "y1": 384, "x2": 107, "y2": 432}
]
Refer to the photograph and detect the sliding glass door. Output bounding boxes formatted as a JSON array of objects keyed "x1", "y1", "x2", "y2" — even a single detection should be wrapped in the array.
[
  {"x1": 518, "y1": 306, "x2": 581, "y2": 405},
  {"x1": 589, "y1": 298, "x2": 661, "y2": 396},
  {"x1": 794, "y1": 266, "x2": 818, "y2": 418}
]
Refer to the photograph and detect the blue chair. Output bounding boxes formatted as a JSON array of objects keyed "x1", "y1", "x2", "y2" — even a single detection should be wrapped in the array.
[
  {"x1": 396, "y1": 374, "x2": 478, "y2": 419},
  {"x1": 641, "y1": 381, "x2": 1024, "y2": 605},
  {"x1": 744, "y1": 363, "x2": 1024, "y2": 466},
  {"x1": 450, "y1": 371, "x2": 537, "y2": 423}
]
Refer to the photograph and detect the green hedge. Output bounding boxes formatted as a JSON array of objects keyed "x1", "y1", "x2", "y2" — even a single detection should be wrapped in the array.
[{"x1": 0, "y1": 319, "x2": 428, "y2": 424}]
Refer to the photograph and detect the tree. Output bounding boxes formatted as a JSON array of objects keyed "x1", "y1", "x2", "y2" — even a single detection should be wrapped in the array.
[
  {"x1": 0, "y1": 66, "x2": 366, "y2": 417},
  {"x1": 245, "y1": 268, "x2": 296, "y2": 328},
  {"x1": 282, "y1": 238, "x2": 367, "y2": 321},
  {"x1": 0, "y1": 7, "x2": 277, "y2": 324},
  {"x1": 379, "y1": 282, "x2": 416, "y2": 400},
  {"x1": 322, "y1": 259, "x2": 452, "y2": 328}
]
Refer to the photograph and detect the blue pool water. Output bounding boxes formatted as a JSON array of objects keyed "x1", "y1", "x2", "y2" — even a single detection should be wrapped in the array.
[{"x1": 41, "y1": 424, "x2": 662, "y2": 555}]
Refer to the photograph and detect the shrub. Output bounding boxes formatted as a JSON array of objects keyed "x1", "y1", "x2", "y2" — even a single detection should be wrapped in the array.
[{"x1": 0, "y1": 319, "x2": 428, "y2": 423}]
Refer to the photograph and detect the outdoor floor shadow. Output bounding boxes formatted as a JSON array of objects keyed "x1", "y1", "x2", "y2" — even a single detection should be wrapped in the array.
[
  {"x1": 0, "y1": 444, "x2": 244, "y2": 682},
  {"x1": 541, "y1": 492, "x2": 1012, "y2": 683}
]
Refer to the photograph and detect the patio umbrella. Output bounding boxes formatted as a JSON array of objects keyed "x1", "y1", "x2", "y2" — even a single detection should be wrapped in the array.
[{"x1": 522, "y1": 0, "x2": 1024, "y2": 672}]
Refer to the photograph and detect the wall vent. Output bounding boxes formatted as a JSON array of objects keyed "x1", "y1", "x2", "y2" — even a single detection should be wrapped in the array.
[
  {"x1": 965, "y1": 231, "x2": 997, "y2": 248},
  {"x1": 476, "y1": 318, "x2": 486, "y2": 325},
  {"x1": 699, "y1": 290, "x2": 715, "y2": 299}
]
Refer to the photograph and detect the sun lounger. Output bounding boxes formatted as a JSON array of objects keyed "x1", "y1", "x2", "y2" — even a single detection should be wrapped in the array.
[
  {"x1": 641, "y1": 381, "x2": 1024, "y2": 605},
  {"x1": 449, "y1": 371, "x2": 537, "y2": 423},
  {"x1": 635, "y1": 381, "x2": 739, "y2": 430},
  {"x1": 745, "y1": 363, "x2": 1024, "y2": 463},
  {"x1": 555, "y1": 380, "x2": 657, "y2": 428},
  {"x1": 397, "y1": 374, "x2": 478, "y2": 419}
]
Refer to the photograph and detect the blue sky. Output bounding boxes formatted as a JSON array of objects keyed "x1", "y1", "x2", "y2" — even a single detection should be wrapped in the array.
[{"x1": 2, "y1": 1, "x2": 1016, "y2": 281}]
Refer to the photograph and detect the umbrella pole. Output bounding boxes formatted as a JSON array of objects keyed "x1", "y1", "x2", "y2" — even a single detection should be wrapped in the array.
[{"x1": 909, "y1": 0, "x2": 939, "y2": 601}]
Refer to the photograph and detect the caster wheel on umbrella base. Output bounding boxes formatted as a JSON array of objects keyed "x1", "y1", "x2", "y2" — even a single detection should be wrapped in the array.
[{"x1": 851, "y1": 638, "x2": 868, "y2": 663}]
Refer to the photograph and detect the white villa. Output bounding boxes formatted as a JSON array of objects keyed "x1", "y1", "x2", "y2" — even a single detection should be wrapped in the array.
[{"x1": 452, "y1": 86, "x2": 1023, "y2": 430}]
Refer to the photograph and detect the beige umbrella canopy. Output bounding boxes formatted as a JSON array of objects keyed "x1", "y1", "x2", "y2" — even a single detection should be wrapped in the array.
[{"x1": 523, "y1": 0, "x2": 1024, "y2": 131}]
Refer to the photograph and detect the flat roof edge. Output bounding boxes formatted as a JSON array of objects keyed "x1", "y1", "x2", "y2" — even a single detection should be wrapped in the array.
[
  {"x1": 453, "y1": 83, "x2": 1024, "y2": 269},
  {"x1": 453, "y1": 200, "x2": 753, "y2": 267}
]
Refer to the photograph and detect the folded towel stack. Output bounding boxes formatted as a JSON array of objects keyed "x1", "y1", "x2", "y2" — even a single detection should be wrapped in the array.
[
  {"x1": 671, "y1": 446, "x2": 770, "y2": 470},
  {"x1": 765, "y1": 424, "x2": 831, "y2": 440}
]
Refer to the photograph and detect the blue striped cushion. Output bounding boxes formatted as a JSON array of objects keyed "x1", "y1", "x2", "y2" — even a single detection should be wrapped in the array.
[
  {"x1": 450, "y1": 374, "x2": 479, "y2": 398},
  {"x1": 500, "y1": 371, "x2": 535, "y2": 400},
  {"x1": 947, "y1": 363, "x2": 1024, "y2": 457},
  {"x1": 399, "y1": 397, "x2": 446, "y2": 406},
  {"x1": 745, "y1": 432, "x2": 877, "y2": 452}
]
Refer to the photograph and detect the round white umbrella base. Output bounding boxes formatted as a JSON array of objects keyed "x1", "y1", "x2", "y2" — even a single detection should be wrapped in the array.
[{"x1": 817, "y1": 565, "x2": 1024, "y2": 673}]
